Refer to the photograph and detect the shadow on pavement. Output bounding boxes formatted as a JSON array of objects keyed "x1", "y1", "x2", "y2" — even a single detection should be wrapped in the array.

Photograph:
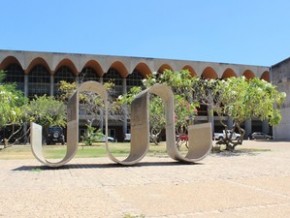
[
  {"x1": 12, "y1": 161, "x2": 202, "y2": 171},
  {"x1": 211, "y1": 148, "x2": 271, "y2": 157}
]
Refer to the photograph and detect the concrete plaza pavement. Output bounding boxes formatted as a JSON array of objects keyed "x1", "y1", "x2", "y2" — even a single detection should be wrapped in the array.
[{"x1": 0, "y1": 140, "x2": 290, "y2": 217}]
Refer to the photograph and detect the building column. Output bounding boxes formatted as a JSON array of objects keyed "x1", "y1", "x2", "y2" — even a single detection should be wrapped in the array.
[
  {"x1": 24, "y1": 74, "x2": 28, "y2": 97},
  {"x1": 122, "y1": 77, "x2": 128, "y2": 137},
  {"x1": 244, "y1": 119, "x2": 252, "y2": 139},
  {"x1": 75, "y1": 75, "x2": 79, "y2": 86},
  {"x1": 207, "y1": 103, "x2": 214, "y2": 134},
  {"x1": 99, "y1": 77, "x2": 104, "y2": 131},
  {"x1": 262, "y1": 120, "x2": 270, "y2": 134},
  {"x1": 23, "y1": 74, "x2": 29, "y2": 143},
  {"x1": 50, "y1": 74, "x2": 54, "y2": 96}
]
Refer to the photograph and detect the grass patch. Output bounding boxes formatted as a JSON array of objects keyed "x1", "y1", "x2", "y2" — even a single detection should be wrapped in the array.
[
  {"x1": 0, "y1": 142, "x2": 182, "y2": 160},
  {"x1": 0, "y1": 141, "x2": 271, "y2": 160}
]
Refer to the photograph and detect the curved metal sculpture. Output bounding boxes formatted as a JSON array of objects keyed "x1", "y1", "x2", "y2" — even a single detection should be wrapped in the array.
[
  {"x1": 30, "y1": 82, "x2": 212, "y2": 167},
  {"x1": 149, "y1": 84, "x2": 212, "y2": 163},
  {"x1": 105, "y1": 88, "x2": 150, "y2": 165},
  {"x1": 30, "y1": 81, "x2": 108, "y2": 167}
]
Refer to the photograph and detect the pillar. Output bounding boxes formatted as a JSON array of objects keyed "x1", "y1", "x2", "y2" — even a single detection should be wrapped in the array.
[
  {"x1": 24, "y1": 74, "x2": 28, "y2": 97},
  {"x1": 122, "y1": 77, "x2": 128, "y2": 137},
  {"x1": 207, "y1": 103, "x2": 214, "y2": 134},
  {"x1": 99, "y1": 77, "x2": 104, "y2": 131},
  {"x1": 262, "y1": 120, "x2": 270, "y2": 134},
  {"x1": 50, "y1": 74, "x2": 54, "y2": 96},
  {"x1": 23, "y1": 74, "x2": 29, "y2": 143},
  {"x1": 244, "y1": 119, "x2": 252, "y2": 139}
]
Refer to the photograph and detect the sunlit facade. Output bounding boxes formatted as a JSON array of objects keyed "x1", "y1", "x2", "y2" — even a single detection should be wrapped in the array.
[
  {"x1": 0, "y1": 50, "x2": 271, "y2": 141},
  {"x1": 271, "y1": 57, "x2": 290, "y2": 140}
]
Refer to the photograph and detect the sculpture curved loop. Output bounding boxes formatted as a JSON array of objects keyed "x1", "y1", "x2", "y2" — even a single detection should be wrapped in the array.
[
  {"x1": 148, "y1": 84, "x2": 212, "y2": 163},
  {"x1": 106, "y1": 83, "x2": 212, "y2": 165},
  {"x1": 30, "y1": 81, "x2": 108, "y2": 167},
  {"x1": 105, "y1": 89, "x2": 150, "y2": 165}
]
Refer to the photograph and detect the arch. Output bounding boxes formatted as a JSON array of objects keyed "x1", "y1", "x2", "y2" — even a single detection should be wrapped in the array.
[
  {"x1": 0, "y1": 56, "x2": 23, "y2": 70},
  {"x1": 54, "y1": 58, "x2": 78, "y2": 76},
  {"x1": 133, "y1": 62, "x2": 152, "y2": 78},
  {"x1": 157, "y1": 64, "x2": 173, "y2": 74},
  {"x1": 30, "y1": 81, "x2": 108, "y2": 167},
  {"x1": 221, "y1": 68, "x2": 237, "y2": 80},
  {"x1": 201, "y1": 67, "x2": 218, "y2": 79},
  {"x1": 82, "y1": 60, "x2": 103, "y2": 77},
  {"x1": 25, "y1": 57, "x2": 51, "y2": 75},
  {"x1": 109, "y1": 61, "x2": 128, "y2": 78},
  {"x1": 182, "y1": 65, "x2": 197, "y2": 77},
  {"x1": 243, "y1": 69, "x2": 255, "y2": 80},
  {"x1": 260, "y1": 71, "x2": 270, "y2": 82}
]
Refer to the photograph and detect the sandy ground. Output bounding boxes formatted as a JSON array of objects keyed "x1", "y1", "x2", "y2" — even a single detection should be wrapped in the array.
[{"x1": 0, "y1": 140, "x2": 290, "y2": 217}]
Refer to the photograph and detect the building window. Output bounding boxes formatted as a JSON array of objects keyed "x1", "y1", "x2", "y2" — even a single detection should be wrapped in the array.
[
  {"x1": 3, "y1": 64, "x2": 25, "y2": 92},
  {"x1": 127, "y1": 70, "x2": 144, "y2": 91},
  {"x1": 54, "y1": 66, "x2": 75, "y2": 95},
  {"x1": 103, "y1": 68, "x2": 123, "y2": 98},
  {"x1": 79, "y1": 67, "x2": 99, "y2": 83},
  {"x1": 28, "y1": 65, "x2": 50, "y2": 98}
]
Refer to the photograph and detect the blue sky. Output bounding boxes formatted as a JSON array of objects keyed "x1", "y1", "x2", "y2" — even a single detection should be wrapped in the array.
[{"x1": 1, "y1": 0, "x2": 290, "y2": 66}]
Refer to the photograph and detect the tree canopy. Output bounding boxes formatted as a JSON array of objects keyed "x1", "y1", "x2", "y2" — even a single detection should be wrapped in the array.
[{"x1": 200, "y1": 77, "x2": 286, "y2": 150}]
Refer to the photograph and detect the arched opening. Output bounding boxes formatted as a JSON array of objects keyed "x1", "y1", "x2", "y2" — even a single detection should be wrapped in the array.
[
  {"x1": 82, "y1": 60, "x2": 103, "y2": 76},
  {"x1": 109, "y1": 61, "x2": 128, "y2": 78},
  {"x1": 221, "y1": 68, "x2": 237, "y2": 80},
  {"x1": 25, "y1": 57, "x2": 51, "y2": 75},
  {"x1": 243, "y1": 70, "x2": 255, "y2": 80},
  {"x1": 261, "y1": 71, "x2": 270, "y2": 82},
  {"x1": 133, "y1": 62, "x2": 152, "y2": 78},
  {"x1": 54, "y1": 59, "x2": 78, "y2": 76},
  {"x1": 157, "y1": 64, "x2": 173, "y2": 74},
  {"x1": 182, "y1": 65, "x2": 197, "y2": 77},
  {"x1": 0, "y1": 56, "x2": 23, "y2": 70},
  {"x1": 201, "y1": 67, "x2": 218, "y2": 79}
]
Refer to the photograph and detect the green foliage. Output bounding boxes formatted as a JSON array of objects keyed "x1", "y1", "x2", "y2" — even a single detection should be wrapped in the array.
[
  {"x1": 57, "y1": 80, "x2": 77, "y2": 103},
  {"x1": 218, "y1": 77, "x2": 286, "y2": 126},
  {"x1": 24, "y1": 95, "x2": 66, "y2": 128},
  {"x1": 149, "y1": 96, "x2": 166, "y2": 136},
  {"x1": 117, "y1": 70, "x2": 198, "y2": 143},
  {"x1": 82, "y1": 125, "x2": 104, "y2": 146},
  {"x1": 195, "y1": 77, "x2": 287, "y2": 150},
  {"x1": 0, "y1": 70, "x2": 6, "y2": 83},
  {"x1": 144, "y1": 69, "x2": 198, "y2": 132},
  {"x1": 0, "y1": 70, "x2": 27, "y2": 129}
]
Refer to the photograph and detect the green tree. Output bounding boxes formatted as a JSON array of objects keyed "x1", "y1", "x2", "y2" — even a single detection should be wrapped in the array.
[
  {"x1": 212, "y1": 77, "x2": 286, "y2": 150},
  {"x1": 0, "y1": 70, "x2": 27, "y2": 146},
  {"x1": 117, "y1": 70, "x2": 198, "y2": 145},
  {"x1": 145, "y1": 70, "x2": 198, "y2": 145},
  {"x1": 24, "y1": 95, "x2": 66, "y2": 141}
]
